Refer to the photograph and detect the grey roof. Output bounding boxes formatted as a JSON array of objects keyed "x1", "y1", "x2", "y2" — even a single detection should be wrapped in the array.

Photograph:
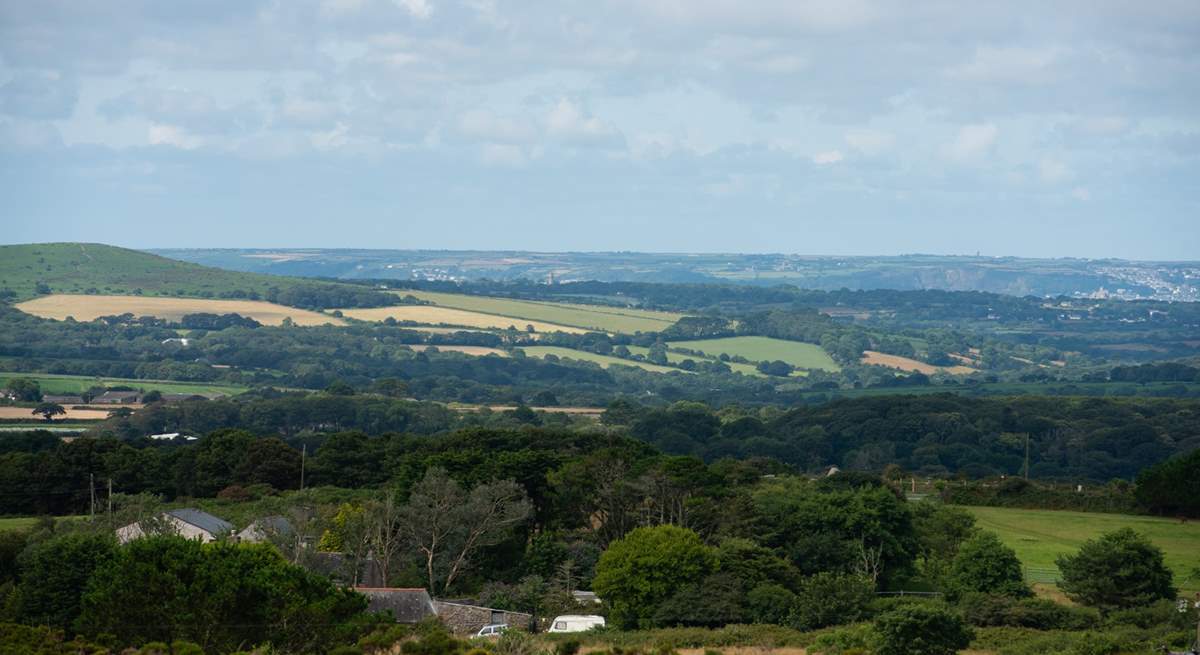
[
  {"x1": 168, "y1": 508, "x2": 234, "y2": 536},
  {"x1": 238, "y1": 516, "x2": 294, "y2": 541},
  {"x1": 357, "y1": 588, "x2": 437, "y2": 623}
]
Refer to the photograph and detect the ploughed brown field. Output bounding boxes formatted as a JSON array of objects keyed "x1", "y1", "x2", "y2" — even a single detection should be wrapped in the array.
[{"x1": 15, "y1": 294, "x2": 345, "y2": 327}]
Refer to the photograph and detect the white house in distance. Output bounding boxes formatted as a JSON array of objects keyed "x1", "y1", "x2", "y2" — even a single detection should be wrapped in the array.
[{"x1": 116, "y1": 508, "x2": 234, "y2": 544}]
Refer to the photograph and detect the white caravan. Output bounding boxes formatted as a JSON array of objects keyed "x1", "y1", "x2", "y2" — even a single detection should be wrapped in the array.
[{"x1": 547, "y1": 615, "x2": 606, "y2": 633}]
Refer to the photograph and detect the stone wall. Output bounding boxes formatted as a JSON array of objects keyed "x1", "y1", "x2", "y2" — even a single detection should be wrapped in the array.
[{"x1": 433, "y1": 600, "x2": 533, "y2": 635}]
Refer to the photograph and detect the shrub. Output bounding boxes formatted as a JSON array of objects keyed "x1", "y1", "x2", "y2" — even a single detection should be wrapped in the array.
[
  {"x1": 593, "y1": 525, "x2": 718, "y2": 629},
  {"x1": 788, "y1": 573, "x2": 875, "y2": 631},
  {"x1": 958, "y1": 593, "x2": 1099, "y2": 630},
  {"x1": 873, "y1": 605, "x2": 974, "y2": 655},
  {"x1": 1056, "y1": 528, "x2": 1175, "y2": 612},
  {"x1": 746, "y1": 583, "x2": 797, "y2": 625},
  {"x1": 947, "y1": 533, "x2": 1029, "y2": 598}
]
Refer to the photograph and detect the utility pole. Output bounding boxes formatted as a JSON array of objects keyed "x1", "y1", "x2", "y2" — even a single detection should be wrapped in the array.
[
  {"x1": 89, "y1": 473, "x2": 96, "y2": 520},
  {"x1": 1024, "y1": 433, "x2": 1030, "y2": 481},
  {"x1": 107, "y1": 478, "x2": 113, "y2": 527},
  {"x1": 300, "y1": 443, "x2": 306, "y2": 491}
]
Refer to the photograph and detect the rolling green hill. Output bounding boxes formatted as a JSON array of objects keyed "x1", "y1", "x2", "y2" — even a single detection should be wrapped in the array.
[{"x1": 0, "y1": 243, "x2": 393, "y2": 309}]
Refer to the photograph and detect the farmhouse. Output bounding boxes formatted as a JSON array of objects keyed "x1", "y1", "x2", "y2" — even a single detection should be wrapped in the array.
[
  {"x1": 116, "y1": 508, "x2": 233, "y2": 544},
  {"x1": 357, "y1": 588, "x2": 438, "y2": 623},
  {"x1": 236, "y1": 516, "x2": 294, "y2": 543},
  {"x1": 92, "y1": 390, "x2": 141, "y2": 404}
]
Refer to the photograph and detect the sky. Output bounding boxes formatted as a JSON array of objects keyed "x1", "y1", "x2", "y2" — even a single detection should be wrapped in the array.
[{"x1": 1, "y1": 1, "x2": 1198, "y2": 259}]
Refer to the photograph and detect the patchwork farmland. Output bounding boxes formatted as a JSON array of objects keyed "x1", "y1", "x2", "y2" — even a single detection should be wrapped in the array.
[
  {"x1": 520, "y1": 346, "x2": 691, "y2": 374},
  {"x1": 861, "y1": 350, "x2": 977, "y2": 375},
  {"x1": 339, "y1": 305, "x2": 586, "y2": 333},
  {"x1": 15, "y1": 294, "x2": 344, "y2": 327},
  {"x1": 393, "y1": 290, "x2": 685, "y2": 333},
  {"x1": 669, "y1": 336, "x2": 841, "y2": 372}
]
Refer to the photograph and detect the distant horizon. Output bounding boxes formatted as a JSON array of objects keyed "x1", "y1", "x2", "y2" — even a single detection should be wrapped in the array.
[{"x1": 3, "y1": 241, "x2": 1198, "y2": 264}]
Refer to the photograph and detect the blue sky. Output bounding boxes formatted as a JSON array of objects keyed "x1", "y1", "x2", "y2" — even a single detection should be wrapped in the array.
[{"x1": 1, "y1": 0, "x2": 1198, "y2": 259}]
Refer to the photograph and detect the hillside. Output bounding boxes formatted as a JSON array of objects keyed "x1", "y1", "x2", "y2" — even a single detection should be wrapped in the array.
[{"x1": 0, "y1": 243, "x2": 394, "y2": 309}]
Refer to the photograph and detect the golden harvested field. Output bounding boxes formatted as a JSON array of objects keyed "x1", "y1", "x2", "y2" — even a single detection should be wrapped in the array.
[
  {"x1": 0, "y1": 406, "x2": 114, "y2": 420},
  {"x1": 340, "y1": 306, "x2": 586, "y2": 333},
  {"x1": 16, "y1": 294, "x2": 345, "y2": 327},
  {"x1": 861, "y1": 350, "x2": 977, "y2": 375},
  {"x1": 394, "y1": 289, "x2": 683, "y2": 333},
  {"x1": 412, "y1": 345, "x2": 508, "y2": 357}
]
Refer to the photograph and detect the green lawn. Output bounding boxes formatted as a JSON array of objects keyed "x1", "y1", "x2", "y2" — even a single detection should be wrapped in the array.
[
  {"x1": 520, "y1": 346, "x2": 691, "y2": 374},
  {"x1": 964, "y1": 506, "x2": 1200, "y2": 591},
  {"x1": 0, "y1": 371, "x2": 246, "y2": 396},
  {"x1": 669, "y1": 336, "x2": 841, "y2": 372},
  {"x1": 395, "y1": 289, "x2": 685, "y2": 334}
]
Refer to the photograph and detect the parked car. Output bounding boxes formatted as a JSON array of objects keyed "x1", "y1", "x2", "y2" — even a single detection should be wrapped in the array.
[
  {"x1": 475, "y1": 624, "x2": 509, "y2": 638},
  {"x1": 547, "y1": 615, "x2": 606, "y2": 633}
]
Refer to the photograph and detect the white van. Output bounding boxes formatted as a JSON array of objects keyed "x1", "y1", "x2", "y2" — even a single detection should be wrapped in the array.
[{"x1": 548, "y1": 615, "x2": 606, "y2": 633}]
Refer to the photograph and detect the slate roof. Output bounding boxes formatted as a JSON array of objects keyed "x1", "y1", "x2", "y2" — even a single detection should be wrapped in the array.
[
  {"x1": 357, "y1": 588, "x2": 437, "y2": 623},
  {"x1": 237, "y1": 516, "x2": 294, "y2": 542},
  {"x1": 168, "y1": 508, "x2": 234, "y2": 536}
]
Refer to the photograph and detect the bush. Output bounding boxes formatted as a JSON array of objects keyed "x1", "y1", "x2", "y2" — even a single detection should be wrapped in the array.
[
  {"x1": 947, "y1": 533, "x2": 1029, "y2": 598},
  {"x1": 788, "y1": 573, "x2": 875, "y2": 631},
  {"x1": 959, "y1": 593, "x2": 1099, "y2": 630},
  {"x1": 807, "y1": 623, "x2": 876, "y2": 655},
  {"x1": 1056, "y1": 528, "x2": 1175, "y2": 612},
  {"x1": 746, "y1": 583, "x2": 797, "y2": 625},
  {"x1": 873, "y1": 605, "x2": 974, "y2": 655}
]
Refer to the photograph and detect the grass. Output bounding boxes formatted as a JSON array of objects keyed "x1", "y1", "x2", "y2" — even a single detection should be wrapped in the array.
[
  {"x1": 0, "y1": 372, "x2": 246, "y2": 396},
  {"x1": 394, "y1": 289, "x2": 685, "y2": 333},
  {"x1": 669, "y1": 336, "x2": 841, "y2": 372},
  {"x1": 16, "y1": 294, "x2": 345, "y2": 327},
  {"x1": 625, "y1": 345, "x2": 769, "y2": 377},
  {"x1": 520, "y1": 346, "x2": 691, "y2": 374},
  {"x1": 0, "y1": 242, "x2": 377, "y2": 303},
  {"x1": 339, "y1": 305, "x2": 586, "y2": 333},
  {"x1": 964, "y1": 506, "x2": 1200, "y2": 592}
]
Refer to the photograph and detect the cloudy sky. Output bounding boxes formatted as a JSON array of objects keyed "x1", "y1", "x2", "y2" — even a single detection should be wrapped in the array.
[{"x1": 1, "y1": 1, "x2": 1198, "y2": 259}]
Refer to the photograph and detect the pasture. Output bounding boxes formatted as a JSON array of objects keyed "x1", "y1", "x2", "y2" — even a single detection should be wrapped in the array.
[
  {"x1": 965, "y1": 506, "x2": 1200, "y2": 591},
  {"x1": 520, "y1": 346, "x2": 690, "y2": 374},
  {"x1": 394, "y1": 289, "x2": 684, "y2": 333},
  {"x1": 625, "y1": 345, "x2": 768, "y2": 377},
  {"x1": 15, "y1": 294, "x2": 344, "y2": 327},
  {"x1": 340, "y1": 305, "x2": 586, "y2": 333},
  {"x1": 0, "y1": 372, "x2": 245, "y2": 397},
  {"x1": 669, "y1": 336, "x2": 841, "y2": 372},
  {"x1": 861, "y1": 350, "x2": 977, "y2": 375}
]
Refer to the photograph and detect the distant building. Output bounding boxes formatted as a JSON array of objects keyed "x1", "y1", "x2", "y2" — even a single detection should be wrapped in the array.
[
  {"x1": 116, "y1": 508, "x2": 233, "y2": 544},
  {"x1": 147, "y1": 433, "x2": 196, "y2": 441},
  {"x1": 92, "y1": 390, "x2": 141, "y2": 404},
  {"x1": 571, "y1": 590, "x2": 602, "y2": 605},
  {"x1": 161, "y1": 393, "x2": 208, "y2": 403},
  {"x1": 161, "y1": 337, "x2": 191, "y2": 346},
  {"x1": 433, "y1": 600, "x2": 533, "y2": 635},
  {"x1": 237, "y1": 516, "x2": 294, "y2": 543},
  {"x1": 357, "y1": 588, "x2": 438, "y2": 624}
]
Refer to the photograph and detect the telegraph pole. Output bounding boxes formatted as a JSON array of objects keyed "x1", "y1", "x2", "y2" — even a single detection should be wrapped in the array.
[
  {"x1": 300, "y1": 443, "x2": 306, "y2": 491},
  {"x1": 89, "y1": 473, "x2": 96, "y2": 520},
  {"x1": 1023, "y1": 433, "x2": 1030, "y2": 481}
]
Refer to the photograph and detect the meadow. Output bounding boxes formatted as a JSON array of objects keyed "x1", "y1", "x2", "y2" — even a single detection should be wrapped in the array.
[
  {"x1": 625, "y1": 345, "x2": 769, "y2": 377},
  {"x1": 15, "y1": 294, "x2": 345, "y2": 327},
  {"x1": 520, "y1": 346, "x2": 692, "y2": 374},
  {"x1": 0, "y1": 372, "x2": 246, "y2": 397},
  {"x1": 340, "y1": 305, "x2": 585, "y2": 333},
  {"x1": 414, "y1": 345, "x2": 508, "y2": 357},
  {"x1": 669, "y1": 336, "x2": 841, "y2": 372},
  {"x1": 964, "y1": 505, "x2": 1200, "y2": 591},
  {"x1": 394, "y1": 289, "x2": 685, "y2": 333}
]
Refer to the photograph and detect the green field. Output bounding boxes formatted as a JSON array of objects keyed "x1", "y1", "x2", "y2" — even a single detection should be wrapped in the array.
[
  {"x1": 396, "y1": 289, "x2": 685, "y2": 334},
  {"x1": 625, "y1": 345, "x2": 769, "y2": 377},
  {"x1": 669, "y1": 336, "x2": 841, "y2": 372},
  {"x1": 0, "y1": 372, "x2": 246, "y2": 397},
  {"x1": 0, "y1": 242, "x2": 381, "y2": 303},
  {"x1": 965, "y1": 506, "x2": 1200, "y2": 591},
  {"x1": 520, "y1": 346, "x2": 691, "y2": 374}
]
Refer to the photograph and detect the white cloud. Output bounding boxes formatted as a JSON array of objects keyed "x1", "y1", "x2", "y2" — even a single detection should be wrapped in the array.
[
  {"x1": 148, "y1": 124, "x2": 201, "y2": 149},
  {"x1": 394, "y1": 0, "x2": 433, "y2": 19},
  {"x1": 942, "y1": 123, "x2": 998, "y2": 162},
  {"x1": 480, "y1": 143, "x2": 526, "y2": 167},
  {"x1": 812, "y1": 150, "x2": 844, "y2": 165},
  {"x1": 458, "y1": 109, "x2": 536, "y2": 144},
  {"x1": 545, "y1": 99, "x2": 622, "y2": 147},
  {"x1": 947, "y1": 46, "x2": 1067, "y2": 85},
  {"x1": 1071, "y1": 186, "x2": 1091, "y2": 201},
  {"x1": 1038, "y1": 158, "x2": 1072, "y2": 183},
  {"x1": 845, "y1": 129, "x2": 893, "y2": 155}
]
